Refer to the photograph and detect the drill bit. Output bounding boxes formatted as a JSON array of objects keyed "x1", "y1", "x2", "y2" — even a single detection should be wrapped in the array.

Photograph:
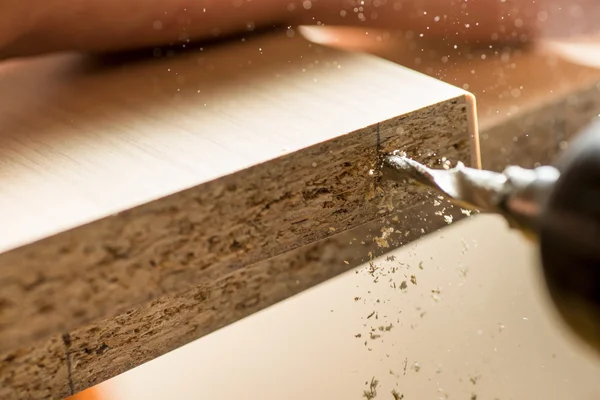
[
  {"x1": 381, "y1": 153, "x2": 508, "y2": 212},
  {"x1": 381, "y1": 153, "x2": 560, "y2": 240}
]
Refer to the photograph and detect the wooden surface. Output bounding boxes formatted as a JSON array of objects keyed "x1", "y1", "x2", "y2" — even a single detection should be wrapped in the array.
[{"x1": 0, "y1": 30, "x2": 477, "y2": 399}]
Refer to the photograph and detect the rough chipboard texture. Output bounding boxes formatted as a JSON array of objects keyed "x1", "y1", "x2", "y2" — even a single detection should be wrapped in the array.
[
  {"x1": 0, "y1": 335, "x2": 70, "y2": 400},
  {"x1": 0, "y1": 95, "x2": 472, "y2": 355},
  {"x1": 1, "y1": 202, "x2": 467, "y2": 399}
]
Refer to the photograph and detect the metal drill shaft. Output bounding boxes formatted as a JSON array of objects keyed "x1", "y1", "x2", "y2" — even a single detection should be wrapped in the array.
[{"x1": 381, "y1": 153, "x2": 560, "y2": 240}]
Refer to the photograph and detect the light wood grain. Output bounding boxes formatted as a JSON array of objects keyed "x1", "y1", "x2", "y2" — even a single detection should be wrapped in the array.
[{"x1": 0, "y1": 29, "x2": 477, "y2": 398}]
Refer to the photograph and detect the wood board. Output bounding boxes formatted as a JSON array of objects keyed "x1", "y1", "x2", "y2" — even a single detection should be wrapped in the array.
[{"x1": 0, "y1": 30, "x2": 477, "y2": 398}]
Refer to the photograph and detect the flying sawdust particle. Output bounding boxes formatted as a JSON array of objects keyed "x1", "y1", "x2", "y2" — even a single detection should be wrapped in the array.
[
  {"x1": 363, "y1": 377, "x2": 379, "y2": 399},
  {"x1": 374, "y1": 227, "x2": 395, "y2": 248}
]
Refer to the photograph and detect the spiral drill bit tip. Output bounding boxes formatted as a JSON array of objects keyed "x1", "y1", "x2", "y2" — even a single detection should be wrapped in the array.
[{"x1": 381, "y1": 153, "x2": 508, "y2": 212}]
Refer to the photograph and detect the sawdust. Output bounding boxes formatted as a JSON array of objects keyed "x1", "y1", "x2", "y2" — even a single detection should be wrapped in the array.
[
  {"x1": 374, "y1": 227, "x2": 395, "y2": 248},
  {"x1": 351, "y1": 202, "x2": 485, "y2": 399},
  {"x1": 363, "y1": 377, "x2": 379, "y2": 399},
  {"x1": 412, "y1": 362, "x2": 421, "y2": 372},
  {"x1": 352, "y1": 247, "x2": 438, "y2": 398}
]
